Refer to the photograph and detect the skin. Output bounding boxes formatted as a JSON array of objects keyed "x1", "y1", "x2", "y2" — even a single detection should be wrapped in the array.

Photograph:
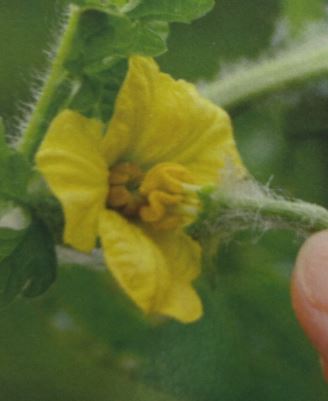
[{"x1": 292, "y1": 230, "x2": 328, "y2": 381}]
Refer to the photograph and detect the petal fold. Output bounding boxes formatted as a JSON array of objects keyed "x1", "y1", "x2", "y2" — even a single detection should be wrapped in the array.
[{"x1": 36, "y1": 110, "x2": 108, "y2": 252}]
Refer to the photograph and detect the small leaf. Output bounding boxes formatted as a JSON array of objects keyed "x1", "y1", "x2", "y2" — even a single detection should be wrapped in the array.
[
  {"x1": 128, "y1": 0, "x2": 215, "y2": 23},
  {"x1": 69, "y1": 59, "x2": 128, "y2": 121},
  {"x1": 0, "y1": 144, "x2": 31, "y2": 203},
  {"x1": 63, "y1": 0, "x2": 208, "y2": 123},
  {"x1": 0, "y1": 218, "x2": 57, "y2": 305},
  {"x1": 131, "y1": 20, "x2": 168, "y2": 56},
  {"x1": 81, "y1": 12, "x2": 168, "y2": 70},
  {"x1": 66, "y1": 10, "x2": 170, "y2": 122},
  {"x1": 0, "y1": 228, "x2": 25, "y2": 265}
]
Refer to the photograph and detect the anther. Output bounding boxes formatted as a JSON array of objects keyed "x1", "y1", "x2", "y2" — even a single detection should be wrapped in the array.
[{"x1": 107, "y1": 162, "x2": 145, "y2": 217}]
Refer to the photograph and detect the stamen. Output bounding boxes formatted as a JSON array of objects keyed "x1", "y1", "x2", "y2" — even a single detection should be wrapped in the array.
[
  {"x1": 107, "y1": 162, "x2": 144, "y2": 217},
  {"x1": 140, "y1": 162, "x2": 193, "y2": 195},
  {"x1": 140, "y1": 191, "x2": 182, "y2": 223},
  {"x1": 107, "y1": 161, "x2": 200, "y2": 229},
  {"x1": 107, "y1": 186, "x2": 132, "y2": 208},
  {"x1": 138, "y1": 162, "x2": 199, "y2": 229}
]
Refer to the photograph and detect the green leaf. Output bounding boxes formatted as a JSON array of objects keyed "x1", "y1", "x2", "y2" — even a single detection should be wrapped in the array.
[
  {"x1": 0, "y1": 229, "x2": 25, "y2": 265},
  {"x1": 71, "y1": 0, "x2": 214, "y2": 21},
  {"x1": 0, "y1": 130, "x2": 32, "y2": 203},
  {"x1": 68, "y1": 58, "x2": 128, "y2": 121},
  {"x1": 65, "y1": 10, "x2": 168, "y2": 121},
  {"x1": 72, "y1": 0, "x2": 142, "y2": 13},
  {"x1": 159, "y1": 0, "x2": 279, "y2": 81},
  {"x1": 0, "y1": 218, "x2": 57, "y2": 305},
  {"x1": 80, "y1": 12, "x2": 168, "y2": 69},
  {"x1": 128, "y1": 0, "x2": 215, "y2": 23},
  {"x1": 0, "y1": 149, "x2": 31, "y2": 203},
  {"x1": 131, "y1": 19, "x2": 168, "y2": 55}
]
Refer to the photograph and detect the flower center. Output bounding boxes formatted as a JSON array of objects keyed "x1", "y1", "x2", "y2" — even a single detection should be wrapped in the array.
[
  {"x1": 107, "y1": 162, "x2": 144, "y2": 217},
  {"x1": 107, "y1": 162, "x2": 199, "y2": 229}
]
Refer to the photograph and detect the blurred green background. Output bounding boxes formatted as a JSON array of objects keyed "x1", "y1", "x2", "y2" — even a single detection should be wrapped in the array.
[{"x1": 1, "y1": 0, "x2": 328, "y2": 400}]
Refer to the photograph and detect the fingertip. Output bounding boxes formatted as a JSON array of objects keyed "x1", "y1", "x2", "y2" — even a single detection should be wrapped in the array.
[
  {"x1": 293, "y1": 230, "x2": 328, "y2": 314},
  {"x1": 292, "y1": 230, "x2": 328, "y2": 380}
]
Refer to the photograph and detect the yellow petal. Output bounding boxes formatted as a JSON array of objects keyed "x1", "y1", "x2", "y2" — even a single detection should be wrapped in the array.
[
  {"x1": 36, "y1": 110, "x2": 108, "y2": 252},
  {"x1": 98, "y1": 210, "x2": 202, "y2": 323},
  {"x1": 148, "y1": 229, "x2": 203, "y2": 323},
  {"x1": 98, "y1": 210, "x2": 170, "y2": 312},
  {"x1": 103, "y1": 56, "x2": 244, "y2": 184}
]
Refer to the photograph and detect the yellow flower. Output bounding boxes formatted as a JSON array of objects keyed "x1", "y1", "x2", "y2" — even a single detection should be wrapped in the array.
[{"x1": 36, "y1": 56, "x2": 243, "y2": 323}]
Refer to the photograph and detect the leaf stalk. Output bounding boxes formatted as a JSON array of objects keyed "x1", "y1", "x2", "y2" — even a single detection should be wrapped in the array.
[
  {"x1": 200, "y1": 37, "x2": 328, "y2": 108},
  {"x1": 18, "y1": 5, "x2": 81, "y2": 161}
]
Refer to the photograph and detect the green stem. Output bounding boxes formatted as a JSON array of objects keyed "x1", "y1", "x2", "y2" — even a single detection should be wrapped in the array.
[
  {"x1": 18, "y1": 5, "x2": 81, "y2": 161},
  {"x1": 200, "y1": 37, "x2": 328, "y2": 109},
  {"x1": 189, "y1": 180, "x2": 328, "y2": 240}
]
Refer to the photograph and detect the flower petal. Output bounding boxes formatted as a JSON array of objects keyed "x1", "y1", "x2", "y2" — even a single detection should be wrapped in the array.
[
  {"x1": 98, "y1": 210, "x2": 202, "y2": 322},
  {"x1": 148, "y1": 228, "x2": 203, "y2": 323},
  {"x1": 36, "y1": 110, "x2": 108, "y2": 252},
  {"x1": 103, "y1": 56, "x2": 244, "y2": 183},
  {"x1": 98, "y1": 210, "x2": 170, "y2": 312}
]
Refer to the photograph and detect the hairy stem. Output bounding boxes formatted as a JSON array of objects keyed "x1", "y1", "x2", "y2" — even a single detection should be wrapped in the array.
[
  {"x1": 189, "y1": 180, "x2": 328, "y2": 240},
  {"x1": 200, "y1": 37, "x2": 328, "y2": 109},
  {"x1": 18, "y1": 5, "x2": 81, "y2": 161}
]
